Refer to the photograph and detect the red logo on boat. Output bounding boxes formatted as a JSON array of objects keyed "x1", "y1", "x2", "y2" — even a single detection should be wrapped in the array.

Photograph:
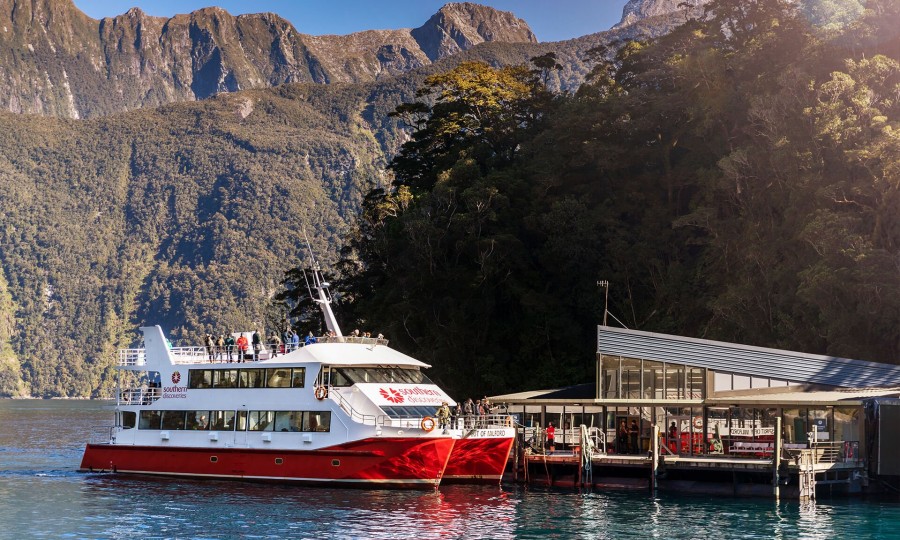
[
  {"x1": 380, "y1": 388, "x2": 404, "y2": 404},
  {"x1": 171, "y1": 371, "x2": 181, "y2": 384}
]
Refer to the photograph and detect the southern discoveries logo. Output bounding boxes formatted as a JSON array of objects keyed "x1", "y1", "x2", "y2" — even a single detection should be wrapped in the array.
[
  {"x1": 378, "y1": 386, "x2": 443, "y2": 405},
  {"x1": 164, "y1": 370, "x2": 187, "y2": 398}
]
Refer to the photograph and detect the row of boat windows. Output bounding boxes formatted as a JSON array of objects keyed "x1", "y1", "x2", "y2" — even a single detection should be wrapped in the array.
[
  {"x1": 188, "y1": 368, "x2": 306, "y2": 389},
  {"x1": 381, "y1": 405, "x2": 442, "y2": 419},
  {"x1": 330, "y1": 367, "x2": 432, "y2": 386},
  {"x1": 124, "y1": 410, "x2": 331, "y2": 432}
]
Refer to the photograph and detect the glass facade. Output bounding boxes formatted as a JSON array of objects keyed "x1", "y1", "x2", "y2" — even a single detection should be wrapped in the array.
[{"x1": 599, "y1": 354, "x2": 706, "y2": 400}]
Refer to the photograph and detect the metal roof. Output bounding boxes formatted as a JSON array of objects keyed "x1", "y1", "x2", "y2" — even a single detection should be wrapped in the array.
[
  {"x1": 707, "y1": 387, "x2": 900, "y2": 406},
  {"x1": 598, "y1": 326, "x2": 900, "y2": 389}
]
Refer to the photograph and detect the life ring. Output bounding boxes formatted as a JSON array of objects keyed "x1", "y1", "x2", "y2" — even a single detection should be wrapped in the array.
[
  {"x1": 693, "y1": 416, "x2": 703, "y2": 430},
  {"x1": 315, "y1": 386, "x2": 328, "y2": 400},
  {"x1": 421, "y1": 416, "x2": 436, "y2": 432}
]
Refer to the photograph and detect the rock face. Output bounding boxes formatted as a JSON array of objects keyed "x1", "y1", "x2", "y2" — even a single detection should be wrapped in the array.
[
  {"x1": 0, "y1": 0, "x2": 537, "y2": 118},
  {"x1": 616, "y1": 0, "x2": 712, "y2": 28}
]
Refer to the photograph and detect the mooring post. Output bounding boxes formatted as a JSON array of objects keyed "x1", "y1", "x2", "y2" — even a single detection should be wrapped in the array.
[
  {"x1": 773, "y1": 417, "x2": 782, "y2": 500},
  {"x1": 651, "y1": 423, "x2": 659, "y2": 494}
]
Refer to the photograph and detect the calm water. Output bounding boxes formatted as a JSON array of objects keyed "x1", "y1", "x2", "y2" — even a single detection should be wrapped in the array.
[{"x1": 2, "y1": 400, "x2": 900, "y2": 539}]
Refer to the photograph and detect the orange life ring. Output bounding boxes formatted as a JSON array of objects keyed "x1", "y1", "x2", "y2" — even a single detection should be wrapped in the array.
[
  {"x1": 315, "y1": 386, "x2": 328, "y2": 400},
  {"x1": 421, "y1": 416, "x2": 436, "y2": 432}
]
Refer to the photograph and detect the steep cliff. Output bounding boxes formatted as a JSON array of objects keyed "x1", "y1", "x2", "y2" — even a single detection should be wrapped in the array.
[
  {"x1": 615, "y1": 0, "x2": 711, "y2": 28},
  {"x1": 0, "y1": 0, "x2": 537, "y2": 118}
]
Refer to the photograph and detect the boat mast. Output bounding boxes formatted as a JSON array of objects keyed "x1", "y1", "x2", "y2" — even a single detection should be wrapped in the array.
[{"x1": 303, "y1": 234, "x2": 343, "y2": 337}]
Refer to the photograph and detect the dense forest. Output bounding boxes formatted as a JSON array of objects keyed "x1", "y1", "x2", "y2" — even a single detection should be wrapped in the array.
[
  {"x1": 281, "y1": 0, "x2": 900, "y2": 399},
  {"x1": 1, "y1": 0, "x2": 897, "y2": 400}
]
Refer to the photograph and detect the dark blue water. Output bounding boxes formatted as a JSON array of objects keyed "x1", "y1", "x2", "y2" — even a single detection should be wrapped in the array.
[{"x1": 2, "y1": 400, "x2": 900, "y2": 539}]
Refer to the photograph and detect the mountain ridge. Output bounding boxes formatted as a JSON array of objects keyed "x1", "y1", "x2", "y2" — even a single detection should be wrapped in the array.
[{"x1": 0, "y1": 0, "x2": 537, "y2": 118}]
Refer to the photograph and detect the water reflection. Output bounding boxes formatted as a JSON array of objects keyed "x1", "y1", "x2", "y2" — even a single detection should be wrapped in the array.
[{"x1": 6, "y1": 400, "x2": 900, "y2": 539}]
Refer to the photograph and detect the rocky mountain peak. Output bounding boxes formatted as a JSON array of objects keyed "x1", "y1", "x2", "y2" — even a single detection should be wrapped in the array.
[
  {"x1": 616, "y1": 0, "x2": 711, "y2": 28},
  {"x1": 411, "y1": 2, "x2": 536, "y2": 61}
]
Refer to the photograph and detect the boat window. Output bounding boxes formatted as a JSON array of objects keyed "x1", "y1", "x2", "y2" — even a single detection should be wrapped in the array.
[
  {"x1": 305, "y1": 411, "x2": 331, "y2": 432},
  {"x1": 330, "y1": 368, "x2": 432, "y2": 386},
  {"x1": 331, "y1": 369, "x2": 353, "y2": 387},
  {"x1": 187, "y1": 411, "x2": 211, "y2": 430},
  {"x1": 120, "y1": 411, "x2": 137, "y2": 429},
  {"x1": 236, "y1": 411, "x2": 248, "y2": 431},
  {"x1": 138, "y1": 410, "x2": 160, "y2": 429},
  {"x1": 210, "y1": 410, "x2": 235, "y2": 431},
  {"x1": 213, "y1": 370, "x2": 238, "y2": 388},
  {"x1": 248, "y1": 411, "x2": 275, "y2": 431},
  {"x1": 274, "y1": 411, "x2": 304, "y2": 432},
  {"x1": 240, "y1": 369, "x2": 265, "y2": 388},
  {"x1": 161, "y1": 410, "x2": 186, "y2": 430},
  {"x1": 267, "y1": 369, "x2": 291, "y2": 388},
  {"x1": 291, "y1": 368, "x2": 306, "y2": 388},
  {"x1": 189, "y1": 370, "x2": 213, "y2": 389},
  {"x1": 381, "y1": 405, "x2": 440, "y2": 419}
]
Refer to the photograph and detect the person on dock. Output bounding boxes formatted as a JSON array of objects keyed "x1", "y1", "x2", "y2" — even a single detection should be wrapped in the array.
[
  {"x1": 618, "y1": 420, "x2": 628, "y2": 454},
  {"x1": 547, "y1": 422, "x2": 556, "y2": 453},
  {"x1": 629, "y1": 420, "x2": 639, "y2": 454}
]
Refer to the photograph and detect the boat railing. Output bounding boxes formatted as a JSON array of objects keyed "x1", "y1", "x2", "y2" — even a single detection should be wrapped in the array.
[
  {"x1": 328, "y1": 388, "x2": 380, "y2": 426},
  {"x1": 316, "y1": 335, "x2": 389, "y2": 347},
  {"x1": 118, "y1": 387, "x2": 161, "y2": 405},
  {"x1": 454, "y1": 414, "x2": 515, "y2": 430},
  {"x1": 118, "y1": 348, "x2": 146, "y2": 366},
  {"x1": 88, "y1": 425, "x2": 119, "y2": 444}
]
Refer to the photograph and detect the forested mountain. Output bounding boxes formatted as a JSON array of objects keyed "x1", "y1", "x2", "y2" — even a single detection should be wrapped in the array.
[
  {"x1": 2, "y1": 0, "x2": 896, "y2": 400},
  {"x1": 0, "y1": 2, "x2": 674, "y2": 398},
  {"x1": 292, "y1": 0, "x2": 900, "y2": 398}
]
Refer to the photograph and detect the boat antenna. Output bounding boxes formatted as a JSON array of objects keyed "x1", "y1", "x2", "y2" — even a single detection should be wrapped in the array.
[{"x1": 302, "y1": 232, "x2": 343, "y2": 337}]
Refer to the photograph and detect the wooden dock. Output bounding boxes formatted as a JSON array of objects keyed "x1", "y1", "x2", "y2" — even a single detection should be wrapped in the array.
[{"x1": 515, "y1": 449, "x2": 867, "y2": 499}]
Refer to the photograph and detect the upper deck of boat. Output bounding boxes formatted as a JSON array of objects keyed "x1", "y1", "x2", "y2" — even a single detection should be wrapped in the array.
[{"x1": 118, "y1": 335, "x2": 390, "y2": 367}]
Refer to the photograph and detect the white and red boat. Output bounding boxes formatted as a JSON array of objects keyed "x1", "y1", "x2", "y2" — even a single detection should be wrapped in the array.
[{"x1": 81, "y1": 261, "x2": 514, "y2": 487}]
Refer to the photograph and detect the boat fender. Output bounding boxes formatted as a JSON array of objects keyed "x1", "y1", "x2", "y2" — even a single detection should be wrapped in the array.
[
  {"x1": 315, "y1": 386, "x2": 328, "y2": 400},
  {"x1": 421, "y1": 416, "x2": 436, "y2": 432}
]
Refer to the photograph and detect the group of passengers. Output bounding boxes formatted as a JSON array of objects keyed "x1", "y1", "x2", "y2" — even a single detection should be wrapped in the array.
[
  {"x1": 452, "y1": 397, "x2": 495, "y2": 428},
  {"x1": 201, "y1": 328, "x2": 326, "y2": 363}
]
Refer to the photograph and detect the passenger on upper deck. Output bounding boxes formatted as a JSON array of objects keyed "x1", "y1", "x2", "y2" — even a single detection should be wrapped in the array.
[
  {"x1": 225, "y1": 333, "x2": 236, "y2": 362},
  {"x1": 305, "y1": 332, "x2": 317, "y2": 346},
  {"x1": 252, "y1": 330, "x2": 261, "y2": 361},
  {"x1": 290, "y1": 330, "x2": 299, "y2": 351},
  {"x1": 236, "y1": 334, "x2": 249, "y2": 362}
]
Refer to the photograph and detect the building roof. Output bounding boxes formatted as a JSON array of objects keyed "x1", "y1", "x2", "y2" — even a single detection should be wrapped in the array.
[
  {"x1": 599, "y1": 326, "x2": 900, "y2": 389},
  {"x1": 707, "y1": 387, "x2": 900, "y2": 406}
]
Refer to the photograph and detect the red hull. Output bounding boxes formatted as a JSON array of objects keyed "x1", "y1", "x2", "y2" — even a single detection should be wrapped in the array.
[
  {"x1": 80, "y1": 437, "x2": 454, "y2": 489},
  {"x1": 443, "y1": 436, "x2": 514, "y2": 484}
]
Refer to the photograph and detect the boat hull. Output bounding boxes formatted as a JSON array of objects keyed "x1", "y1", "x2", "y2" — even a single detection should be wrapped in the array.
[
  {"x1": 443, "y1": 434, "x2": 515, "y2": 484},
  {"x1": 80, "y1": 437, "x2": 454, "y2": 489}
]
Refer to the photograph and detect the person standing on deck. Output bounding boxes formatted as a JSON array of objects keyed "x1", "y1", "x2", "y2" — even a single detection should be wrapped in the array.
[
  {"x1": 436, "y1": 402, "x2": 451, "y2": 433},
  {"x1": 224, "y1": 333, "x2": 236, "y2": 362},
  {"x1": 251, "y1": 330, "x2": 261, "y2": 361},
  {"x1": 270, "y1": 332, "x2": 282, "y2": 357},
  {"x1": 547, "y1": 422, "x2": 556, "y2": 453},
  {"x1": 618, "y1": 420, "x2": 628, "y2": 454},
  {"x1": 291, "y1": 330, "x2": 300, "y2": 351},
  {"x1": 236, "y1": 333, "x2": 249, "y2": 362},
  {"x1": 204, "y1": 333, "x2": 215, "y2": 362},
  {"x1": 216, "y1": 335, "x2": 225, "y2": 361}
]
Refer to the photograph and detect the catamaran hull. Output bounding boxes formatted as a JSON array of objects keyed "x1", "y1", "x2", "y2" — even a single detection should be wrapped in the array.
[
  {"x1": 80, "y1": 437, "x2": 454, "y2": 489},
  {"x1": 443, "y1": 435, "x2": 515, "y2": 484}
]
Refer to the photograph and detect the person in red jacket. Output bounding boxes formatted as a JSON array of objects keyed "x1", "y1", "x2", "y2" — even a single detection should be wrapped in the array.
[
  {"x1": 547, "y1": 422, "x2": 556, "y2": 453},
  {"x1": 236, "y1": 334, "x2": 249, "y2": 363}
]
